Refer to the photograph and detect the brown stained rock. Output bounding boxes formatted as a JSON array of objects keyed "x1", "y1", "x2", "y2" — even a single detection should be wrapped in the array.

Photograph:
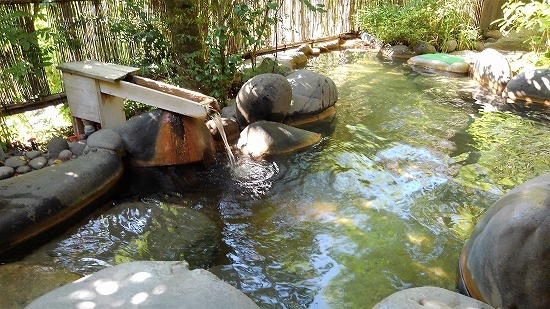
[{"x1": 459, "y1": 173, "x2": 550, "y2": 309}]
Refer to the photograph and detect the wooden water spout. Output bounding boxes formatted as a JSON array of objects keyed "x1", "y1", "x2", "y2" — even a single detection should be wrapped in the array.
[{"x1": 58, "y1": 61, "x2": 219, "y2": 135}]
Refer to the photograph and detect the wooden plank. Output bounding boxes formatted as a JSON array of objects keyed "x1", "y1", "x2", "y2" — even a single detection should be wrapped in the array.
[
  {"x1": 63, "y1": 73, "x2": 101, "y2": 123},
  {"x1": 1, "y1": 93, "x2": 66, "y2": 116},
  {"x1": 57, "y1": 61, "x2": 139, "y2": 83},
  {"x1": 130, "y1": 76, "x2": 215, "y2": 104},
  {"x1": 99, "y1": 80, "x2": 208, "y2": 119}
]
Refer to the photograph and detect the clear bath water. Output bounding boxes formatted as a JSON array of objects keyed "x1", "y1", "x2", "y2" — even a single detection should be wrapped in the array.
[{"x1": 13, "y1": 50, "x2": 550, "y2": 308}]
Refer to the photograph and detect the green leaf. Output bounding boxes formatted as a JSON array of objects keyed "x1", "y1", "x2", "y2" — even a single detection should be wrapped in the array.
[{"x1": 20, "y1": 39, "x2": 30, "y2": 51}]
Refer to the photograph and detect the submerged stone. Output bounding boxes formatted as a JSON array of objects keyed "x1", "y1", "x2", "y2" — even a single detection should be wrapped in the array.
[
  {"x1": 47, "y1": 201, "x2": 219, "y2": 273},
  {"x1": 27, "y1": 261, "x2": 259, "y2": 309},
  {"x1": 237, "y1": 121, "x2": 321, "y2": 157},
  {"x1": 0, "y1": 262, "x2": 81, "y2": 308}
]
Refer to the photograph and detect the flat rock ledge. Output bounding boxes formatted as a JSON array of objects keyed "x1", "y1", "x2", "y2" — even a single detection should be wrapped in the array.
[
  {"x1": 373, "y1": 286, "x2": 495, "y2": 309},
  {"x1": 27, "y1": 261, "x2": 259, "y2": 309}
]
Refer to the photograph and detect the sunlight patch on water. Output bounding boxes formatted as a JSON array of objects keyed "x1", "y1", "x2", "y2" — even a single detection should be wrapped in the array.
[{"x1": 230, "y1": 157, "x2": 280, "y2": 199}]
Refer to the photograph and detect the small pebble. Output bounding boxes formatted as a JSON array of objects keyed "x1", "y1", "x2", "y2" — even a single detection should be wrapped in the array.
[
  {"x1": 25, "y1": 150, "x2": 42, "y2": 160},
  {"x1": 29, "y1": 157, "x2": 48, "y2": 170},
  {"x1": 0, "y1": 166, "x2": 15, "y2": 180},
  {"x1": 16, "y1": 165, "x2": 32, "y2": 174},
  {"x1": 58, "y1": 149, "x2": 73, "y2": 161},
  {"x1": 4, "y1": 156, "x2": 28, "y2": 168}
]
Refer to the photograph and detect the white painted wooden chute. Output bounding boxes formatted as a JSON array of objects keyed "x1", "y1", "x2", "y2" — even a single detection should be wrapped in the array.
[{"x1": 58, "y1": 61, "x2": 217, "y2": 135}]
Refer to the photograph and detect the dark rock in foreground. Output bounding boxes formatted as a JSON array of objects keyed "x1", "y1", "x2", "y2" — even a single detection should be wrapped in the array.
[{"x1": 458, "y1": 173, "x2": 550, "y2": 309}]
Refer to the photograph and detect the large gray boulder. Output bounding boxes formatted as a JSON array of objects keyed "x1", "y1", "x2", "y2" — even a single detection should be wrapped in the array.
[
  {"x1": 472, "y1": 48, "x2": 512, "y2": 95},
  {"x1": 26, "y1": 261, "x2": 259, "y2": 309},
  {"x1": 458, "y1": 173, "x2": 550, "y2": 309},
  {"x1": 373, "y1": 287, "x2": 494, "y2": 309},
  {"x1": 0, "y1": 151, "x2": 123, "y2": 254},
  {"x1": 236, "y1": 74, "x2": 293, "y2": 127},
  {"x1": 47, "y1": 201, "x2": 219, "y2": 273},
  {"x1": 286, "y1": 69, "x2": 338, "y2": 119},
  {"x1": 504, "y1": 68, "x2": 550, "y2": 105},
  {"x1": 237, "y1": 121, "x2": 321, "y2": 157}
]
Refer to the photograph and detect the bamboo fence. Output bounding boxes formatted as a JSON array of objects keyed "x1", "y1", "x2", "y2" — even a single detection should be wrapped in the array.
[{"x1": 1, "y1": 0, "x2": 488, "y2": 112}]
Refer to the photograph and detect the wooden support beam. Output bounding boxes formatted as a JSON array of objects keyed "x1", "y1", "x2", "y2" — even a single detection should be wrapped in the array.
[{"x1": 1, "y1": 93, "x2": 66, "y2": 116}]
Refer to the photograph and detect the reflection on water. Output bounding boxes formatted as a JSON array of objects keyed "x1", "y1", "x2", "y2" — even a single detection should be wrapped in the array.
[
  {"x1": 13, "y1": 50, "x2": 550, "y2": 308},
  {"x1": 230, "y1": 157, "x2": 280, "y2": 200}
]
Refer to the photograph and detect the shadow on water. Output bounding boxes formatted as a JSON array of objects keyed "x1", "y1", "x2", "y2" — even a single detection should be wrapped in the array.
[{"x1": 8, "y1": 50, "x2": 550, "y2": 309}]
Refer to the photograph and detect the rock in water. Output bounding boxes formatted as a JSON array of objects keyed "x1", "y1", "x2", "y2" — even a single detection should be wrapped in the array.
[
  {"x1": 286, "y1": 69, "x2": 338, "y2": 120},
  {"x1": 504, "y1": 69, "x2": 550, "y2": 105},
  {"x1": 112, "y1": 109, "x2": 215, "y2": 166},
  {"x1": 46, "y1": 201, "x2": 219, "y2": 273},
  {"x1": 237, "y1": 121, "x2": 321, "y2": 157},
  {"x1": 0, "y1": 151, "x2": 123, "y2": 255},
  {"x1": 458, "y1": 173, "x2": 550, "y2": 309},
  {"x1": 26, "y1": 261, "x2": 259, "y2": 309},
  {"x1": 413, "y1": 41, "x2": 437, "y2": 55},
  {"x1": 236, "y1": 74, "x2": 292, "y2": 127},
  {"x1": 472, "y1": 48, "x2": 511, "y2": 95},
  {"x1": 381, "y1": 45, "x2": 415, "y2": 59}
]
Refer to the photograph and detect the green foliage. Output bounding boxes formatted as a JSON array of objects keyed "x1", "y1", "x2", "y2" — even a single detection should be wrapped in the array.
[
  {"x1": 497, "y1": 0, "x2": 550, "y2": 62},
  {"x1": 0, "y1": 9, "x2": 53, "y2": 93},
  {"x1": 179, "y1": 1, "x2": 281, "y2": 105},
  {"x1": 0, "y1": 7, "x2": 56, "y2": 147},
  {"x1": 354, "y1": 0, "x2": 479, "y2": 50},
  {"x1": 109, "y1": 0, "x2": 173, "y2": 79}
]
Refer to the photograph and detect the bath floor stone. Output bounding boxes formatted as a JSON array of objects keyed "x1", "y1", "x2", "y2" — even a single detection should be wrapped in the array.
[{"x1": 26, "y1": 261, "x2": 259, "y2": 309}]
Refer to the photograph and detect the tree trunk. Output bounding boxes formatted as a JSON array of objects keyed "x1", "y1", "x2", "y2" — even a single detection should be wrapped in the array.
[{"x1": 163, "y1": 0, "x2": 203, "y2": 57}]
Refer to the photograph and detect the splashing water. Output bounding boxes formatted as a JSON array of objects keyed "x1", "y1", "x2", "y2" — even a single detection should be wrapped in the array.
[{"x1": 211, "y1": 112, "x2": 236, "y2": 165}]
